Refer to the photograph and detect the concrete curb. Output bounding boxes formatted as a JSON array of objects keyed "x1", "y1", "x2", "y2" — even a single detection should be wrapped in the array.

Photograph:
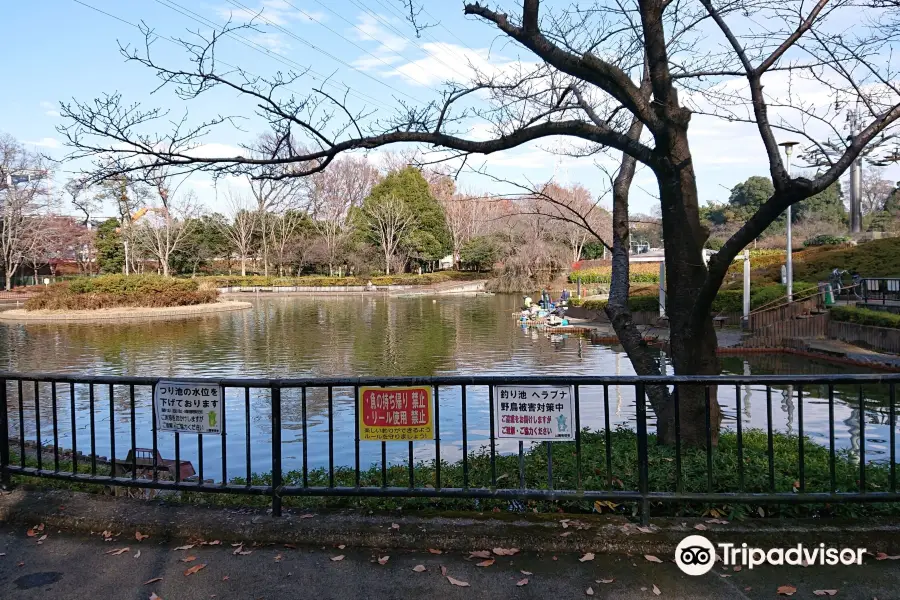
[
  {"x1": 2, "y1": 489, "x2": 899, "y2": 555},
  {"x1": 0, "y1": 301, "x2": 253, "y2": 323}
]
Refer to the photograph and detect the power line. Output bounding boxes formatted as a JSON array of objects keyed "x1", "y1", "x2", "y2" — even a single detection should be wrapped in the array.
[
  {"x1": 224, "y1": 0, "x2": 426, "y2": 104},
  {"x1": 418, "y1": 5, "x2": 481, "y2": 53}
]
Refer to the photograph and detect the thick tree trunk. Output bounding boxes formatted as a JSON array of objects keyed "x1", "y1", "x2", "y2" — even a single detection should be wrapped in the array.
[{"x1": 5, "y1": 272, "x2": 11, "y2": 291}]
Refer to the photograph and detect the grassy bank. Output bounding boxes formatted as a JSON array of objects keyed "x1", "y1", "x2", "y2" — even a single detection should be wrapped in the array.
[
  {"x1": 204, "y1": 271, "x2": 480, "y2": 288},
  {"x1": 24, "y1": 275, "x2": 219, "y2": 311},
  {"x1": 831, "y1": 305, "x2": 900, "y2": 329},
  {"x1": 11, "y1": 428, "x2": 899, "y2": 520}
]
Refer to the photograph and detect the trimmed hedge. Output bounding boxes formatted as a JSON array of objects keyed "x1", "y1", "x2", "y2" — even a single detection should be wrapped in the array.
[
  {"x1": 203, "y1": 272, "x2": 479, "y2": 288},
  {"x1": 803, "y1": 234, "x2": 851, "y2": 247},
  {"x1": 831, "y1": 305, "x2": 900, "y2": 329},
  {"x1": 568, "y1": 262, "x2": 660, "y2": 284},
  {"x1": 575, "y1": 283, "x2": 793, "y2": 316},
  {"x1": 25, "y1": 275, "x2": 219, "y2": 311}
]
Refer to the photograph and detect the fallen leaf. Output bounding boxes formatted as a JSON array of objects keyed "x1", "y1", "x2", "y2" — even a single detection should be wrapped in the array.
[
  {"x1": 142, "y1": 577, "x2": 163, "y2": 585},
  {"x1": 26, "y1": 529, "x2": 35, "y2": 537},
  {"x1": 560, "y1": 532, "x2": 572, "y2": 537},
  {"x1": 231, "y1": 543, "x2": 243, "y2": 547},
  {"x1": 636, "y1": 526, "x2": 654, "y2": 533},
  {"x1": 813, "y1": 591, "x2": 838, "y2": 597},
  {"x1": 428, "y1": 549, "x2": 443, "y2": 555},
  {"x1": 180, "y1": 556, "x2": 197, "y2": 563},
  {"x1": 493, "y1": 547, "x2": 519, "y2": 556},
  {"x1": 378, "y1": 556, "x2": 390, "y2": 565},
  {"x1": 222, "y1": 576, "x2": 229, "y2": 581},
  {"x1": 653, "y1": 584, "x2": 661, "y2": 596},
  {"x1": 284, "y1": 544, "x2": 297, "y2": 550},
  {"x1": 520, "y1": 570, "x2": 533, "y2": 575},
  {"x1": 517, "y1": 578, "x2": 529, "y2": 586},
  {"x1": 586, "y1": 587, "x2": 594, "y2": 596},
  {"x1": 134, "y1": 550, "x2": 141, "y2": 559},
  {"x1": 391, "y1": 523, "x2": 400, "y2": 530},
  {"x1": 694, "y1": 523, "x2": 708, "y2": 531},
  {"x1": 331, "y1": 555, "x2": 345, "y2": 562},
  {"x1": 777, "y1": 585, "x2": 797, "y2": 596},
  {"x1": 469, "y1": 550, "x2": 491, "y2": 559},
  {"x1": 184, "y1": 563, "x2": 207, "y2": 576},
  {"x1": 17, "y1": 562, "x2": 24, "y2": 567},
  {"x1": 733, "y1": 565, "x2": 742, "y2": 572},
  {"x1": 875, "y1": 552, "x2": 900, "y2": 560},
  {"x1": 136, "y1": 531, "x2": 149, "y2": 542},
  {"x1": 476, "y1": 559, "x2": 495, "y2": 567},
  {"x1": 447, "y1": 576, "x2": 470, "y2": 587},
  {"x1": 596, "y1": 579, "x2": 614, "y2": 584},
  {"x1": 37, "y1": 524, "x2": 44, "y2": 531},
  {"x1": 441, "y1": 566, "x2": 448, "y2": 576},
  {"x1": 338, "y1": 545, "x2": 346, "y2": 550},
  {"x1": 706, "y1": 518, "x2": 729, "y2": 525},
  {"x1": 150, "y1": 594, "x2": 162, "y2": 600},
  {"x1": 758, "y1": 507, "x2": 766, "y2": 517},
  {"x1": 412, "y1": 565, "x2": 427, "y2": 572},
  {"x1": 106, "y1": 547, "x2": 131, "y2": 556},
  {"x1": 274, "y1": 554, "x2": 283, "y2": 562},
  {"x1": 644, "y1": 555, "x2": 663, "y2": 563},
  {"x1": 174, "y1": 545, "x2": 194, "y2": 551},
  {"x1": 720, "y1": 573, "x2": 731, "y2": 578},
  {"x1": 208, "y1": 540, "x2": 221, "y2": 546},
  {"x1": 37, "y1": 534, "x2": 47, "y2": 542},
  {"x1": 232, "y1": 545, "x2": 253, "y2": 556},
  {"x1": 580, "y1": 552, "x2": 595, "y2": 562}
]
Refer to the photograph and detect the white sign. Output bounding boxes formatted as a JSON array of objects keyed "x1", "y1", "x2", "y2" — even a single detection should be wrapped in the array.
[
  {"x1": 493, "y1": 385, "x2": 575, "y2": 441},
  {"x1": 154, "y1": 380, "x2": 223, "y2": 435}
]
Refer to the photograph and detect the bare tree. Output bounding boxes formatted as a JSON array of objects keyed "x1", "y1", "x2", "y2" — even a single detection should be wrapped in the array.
[
  {"x1": 271, "y1": 210, "x2": 306, "y2": 277},
  {"x1": 222, "y1": 189, "x2": 257, "y2": 277},
  {"x1": 361, "y1": 194, "x2": 416, "y2": 275},
  {"x1": 59, "y1": 1, "x2": 900, "y2": 445},
  {"x1": 859, "y1": 167, "x2": 897, "y2": 215},
  {"x1": 134, "y1": 170, "x2": 200, "y2": 277}
]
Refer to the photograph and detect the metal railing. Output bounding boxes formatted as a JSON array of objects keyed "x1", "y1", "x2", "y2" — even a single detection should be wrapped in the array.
[
  {"x1": 862, "y1": 277, "x2": 900, "y2": 305},
  {"x1": 2, "y1": 372, "x2": 900, "y2": 524}
]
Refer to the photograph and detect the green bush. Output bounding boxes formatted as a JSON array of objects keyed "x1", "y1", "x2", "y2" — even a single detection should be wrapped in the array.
[
  {"x1": 803, "y1": 234, "x2": 851, "y2": 247},
  {"x1": 831, "y1": 305, "x2": 900, "y2": 329},
  {"x1": 203, "y1": 272, "x2": 479, "y2": 288},
  {"x1": 24, "y1": 275, "x2": 218, "y2": 311},
  {"x1": 705, "y1": 238, "x2": 725, "y2": 250}
]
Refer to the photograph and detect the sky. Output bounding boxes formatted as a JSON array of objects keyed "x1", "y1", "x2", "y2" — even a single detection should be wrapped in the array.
[{"x1": 2, "y1": 0, "x2": 898, "y2": 219}]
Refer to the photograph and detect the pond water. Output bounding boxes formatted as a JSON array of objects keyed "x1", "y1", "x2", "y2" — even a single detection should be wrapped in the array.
[{"x1": 0, "y1": 294, "x2": 893, "y2": 483}]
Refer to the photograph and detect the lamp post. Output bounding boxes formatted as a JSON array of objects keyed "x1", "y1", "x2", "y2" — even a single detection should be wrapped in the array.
[{"x1": 779, "y1": 141, "x2": 799, "y2": 302}]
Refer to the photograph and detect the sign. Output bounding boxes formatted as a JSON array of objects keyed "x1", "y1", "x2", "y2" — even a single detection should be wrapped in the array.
[
  {"x1": 493, "y1": 385, "x2": 575, "y2": 441},
  {"x1": 154, "y1": 380, "x2": 223, "y2": 435},
  {"x1": 358, "y1": 386, "x2": 434, "y2": 441}
]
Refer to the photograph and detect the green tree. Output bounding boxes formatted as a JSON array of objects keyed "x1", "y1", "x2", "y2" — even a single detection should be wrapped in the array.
[
  {"x1": 459, "y1": 236, "x2": 500, "y2": 271},
  {"x1": 171, "y1": 213, "x2": 230, "y2": 275},
  {"x1": 95, "y1": 218, "x2": 125, "y2": 274},
  {"x1": 794, "y1": 181, "x2": 846, "y2": 224}
]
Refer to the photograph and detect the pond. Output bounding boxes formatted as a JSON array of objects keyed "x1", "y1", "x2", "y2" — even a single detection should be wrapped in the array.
[{"x1": 0, "y1": 294, "x2": 893, "y2": 483}]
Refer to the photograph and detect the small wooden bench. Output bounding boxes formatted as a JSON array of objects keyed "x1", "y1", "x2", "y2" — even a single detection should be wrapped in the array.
[{"x1": 713, "y1": 316, "x2": 728, "y2": 328}]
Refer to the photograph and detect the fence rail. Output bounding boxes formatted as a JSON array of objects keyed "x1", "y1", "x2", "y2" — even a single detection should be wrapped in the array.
[{"x1": 3, "y1": 372, "x2": 900, "y2": 524}]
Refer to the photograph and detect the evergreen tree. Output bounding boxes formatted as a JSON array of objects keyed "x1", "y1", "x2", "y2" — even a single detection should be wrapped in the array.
[{"x1": 95, "y1": 218, "x2": 125, "y2": 273}]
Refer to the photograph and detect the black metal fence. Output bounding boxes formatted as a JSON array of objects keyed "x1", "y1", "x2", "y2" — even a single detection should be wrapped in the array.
[
  {"x1": 862, "y1": 277, "x2": 900, "y2": 304},
  {"x1": 2, "y1": 372, "x2": 900, "y2": 524}
]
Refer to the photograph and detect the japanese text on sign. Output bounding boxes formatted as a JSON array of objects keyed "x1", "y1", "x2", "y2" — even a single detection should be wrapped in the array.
[
  {"x1": 154, "y1": 380, "x2": 223, "y2": 435},
  {"x1": 358, "y1": 386, "x2": 434, "y2": 441},
  {"x1": 493, "y1": 385, "x2": 575, "y2": 441}
]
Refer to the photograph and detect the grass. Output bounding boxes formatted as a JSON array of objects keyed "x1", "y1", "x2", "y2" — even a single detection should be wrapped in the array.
[
  {"x1": 24, "y1": 275, "x2": 218, "y2": 311},
  {"x1": 202, "y1": 272, "x2": 481, "y2": 288},
  {"x1": 10, "y1": 428, "x2": 900, "y2": 520}
]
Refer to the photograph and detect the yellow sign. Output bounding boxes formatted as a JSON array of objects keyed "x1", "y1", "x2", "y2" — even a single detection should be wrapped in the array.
[{"x1": 358, "y1": 386, "x2": 434, "y2": 441}]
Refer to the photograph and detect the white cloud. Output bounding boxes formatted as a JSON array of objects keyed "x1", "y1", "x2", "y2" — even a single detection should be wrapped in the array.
[
  {"x1": 350, "y1": 13, "x2": 410, "y2": 73},
  {"x1": 248, "y1": 32, "x2": 291, "y2": 54},
  {"x1": 183, "y1": 143, "x2": 247, "y2": 159},
  {"x1": 217, "y1": 0, "x2": 325, "y2": 27},
  {"x1": 25, "y1": 137, "x2": 62, "y2": 149},
  {"x1": 387, "y1": 42, "x2": 534, "y2": 87},
  {"x1": 45, "y1": 110, "x2": 61, "y2": 118}
]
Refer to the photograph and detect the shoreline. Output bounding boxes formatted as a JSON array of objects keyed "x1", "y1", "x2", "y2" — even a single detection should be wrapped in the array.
[{"x1": 0, "y1": 300, "x2": 252, "y2": 323}]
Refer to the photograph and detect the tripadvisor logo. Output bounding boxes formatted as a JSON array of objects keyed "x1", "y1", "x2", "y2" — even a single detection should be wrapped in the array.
[{"x1": 675, "y1": 535, "x2": 866, "y2": 576}]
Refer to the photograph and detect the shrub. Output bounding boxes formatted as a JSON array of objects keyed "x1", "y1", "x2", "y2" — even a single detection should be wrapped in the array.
[
  {"x1": 568, "y1": 262, "x2": 661, "y2": 284},
  {"x1": 803, "y1": 234, "x2": 851, "y2": 247},
  {"x1": 831, "y1": 305, "x2": 900, "y2": 329},
  {"x1": 24, "y1": 275, "x2": 219, "y2": 311}
]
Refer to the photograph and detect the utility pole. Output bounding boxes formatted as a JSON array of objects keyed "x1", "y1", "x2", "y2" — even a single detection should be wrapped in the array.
[
  {"x1": 846, "y1": 108, "x2": 864, "y2": 234},
  {"x1": 779, "y1": 141, "x2": 799, "y2": 302}
]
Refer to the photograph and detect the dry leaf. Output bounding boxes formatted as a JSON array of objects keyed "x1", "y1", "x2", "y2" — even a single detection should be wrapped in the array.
[
  {"x1": 636, "y1": 526, "x2": 654, "y2": 533},
  {"x1": 777, "y1": 585, "x2": 797, "y2": 596},
  {"x1": 520, "y1": 570, "x2": 533, "y2": 575},
  {"x1": 134, "y1": 550, "x2": 141, "y2": 559},
  {"x1": 142, "y1": 577, "x2": 163, "y2": 585},
  {"x1": 596, "y1": 579, "x2": 614, "y2": 584},
  {"x1": 274, "y1": 554, "x2": 283, "y2": 562},
  {"x1": 758, "y1": 507, "x2": 766, "y2": 517},
  {"x1": 299, "y1": 514, "x2": 315, "y2": 519},
  {"x1": 875, "y1": 552, "x2": 900, "y2": 560},
  {"x1": 694, "y1": 523, "x2": 708, "y2": 531},
  {"x1": 412, "y1": 565, "x2": 426, "y2": 572},
  {"x1": 441, "y1": 566, "x2": 448, "y2": 576},
  {"x1": 284, "y1": 544, "x2": 297, "y2": 550},
  {"x1": 26, "y1": 529, "x2": 35, "y2": 537},
  {"x1": 560, "y1": 532, "x2": 572, "y2": 537},
  {"x1": 517, "y1": 578, "x2": 529, "y2": 587},
  {"x1": 183, "y1": 563, "x2": 207, "y2": 576},
  {"x1": 469, "y1": 550, "x2": 491, "y2": 559},
  {"x1": 136, "y1": 531, "x2": 149, "y2": 542},
  {"x1": 580, "y1": 552, "x2": 595, "y2": 562},
  {"x1": 338, "y1": 545, "x2": 346, "y2": 550},
  {"x1": 391, "y1": 523, "x2": 400, "y2": 530},
  {"x1": 378, "y1": 556, "x2": 390, "y2": 565},
  {"x1": 231, "y1": 543, "x2": 243, "y2": 547},
  {"x1": 150, "y1": 594, "x2": 162, "y2": 600},
  {"x1": 813, "y1": 591, "x2": 838, "y2": 597},
  {"x1": 493, "y1": 547, "x2": 519, "y2": 556},
  {"x1": 428, "y1": 549, "x2": 442, "y2": 555},
  {"x1": 174, "y1": 545, "x2": 194, "y2": 551},
  {"x1": 733, "y1": 566, "x2": 742, "y2": 572},
  {"x1": 644, "y1": 555, "x2": 663, "y2": 563},
  {"x1": 106, "y1": 547, "x2": 131, "y2": 556},
  {"x1": 208, "y1": 540, "x2": 221, "y2": 545},
  {"x1": 586, "y1": 587, "x2": 594, "y2": 596},
  {"x1": 447, "y1": 576, "x2": 470, "y2": 587},
  {"x1": 476, "y1": 559, "x2": 495, "y2": 567},
  {"x1": 653, "y1": 584, "x2": 661, "y2": 596},
  {"x1": 223, "y1": 576, "x2": 229, "y2": 581},
  {"x1": 331, "y1": 555, "x2": 345, "y2": 562},
  {"x1": 720, "y1": 573, "x2": 731, "y2": 578},
  {"x1": 180, "y1": 556, "x2": 197, "y2": 563}
]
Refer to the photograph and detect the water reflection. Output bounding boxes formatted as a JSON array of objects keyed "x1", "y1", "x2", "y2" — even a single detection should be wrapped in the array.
[{"x1": 1, "y1": 294, "x2": 894, "y2": 482}]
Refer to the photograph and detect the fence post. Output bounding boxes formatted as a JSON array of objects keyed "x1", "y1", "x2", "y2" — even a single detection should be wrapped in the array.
[
  {"x1": 635, "y1": 383, "x2": 650, "y2": 525},
  {"x1": 0, "y1": 379, "x2": 9, "y2": 489},
  {"x1": 271, "y1": 385, "x2": 282, "y2": 517}
]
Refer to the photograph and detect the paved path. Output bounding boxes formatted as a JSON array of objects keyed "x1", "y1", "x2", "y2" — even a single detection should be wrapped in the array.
[{"x1": 1, "y1": 525, "x2": 897, "y2": 599}]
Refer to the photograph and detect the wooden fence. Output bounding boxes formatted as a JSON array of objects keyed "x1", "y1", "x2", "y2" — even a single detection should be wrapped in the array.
[
  {"x1": 827, "y1": 321, "x2": 900, "y2": 355},
  {"x1": 742, "y1": 313, "x2": 831, "y2": 348}
]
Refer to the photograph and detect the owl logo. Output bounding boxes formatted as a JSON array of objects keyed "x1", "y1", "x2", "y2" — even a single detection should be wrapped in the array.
[{"x1": 556, "y1": 414, "x2": 568, "y2": 433}]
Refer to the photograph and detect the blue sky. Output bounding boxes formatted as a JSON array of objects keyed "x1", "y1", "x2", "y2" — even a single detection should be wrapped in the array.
[{"x1": 2, "y1": 0, "x2": 897, "y2": 217}]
